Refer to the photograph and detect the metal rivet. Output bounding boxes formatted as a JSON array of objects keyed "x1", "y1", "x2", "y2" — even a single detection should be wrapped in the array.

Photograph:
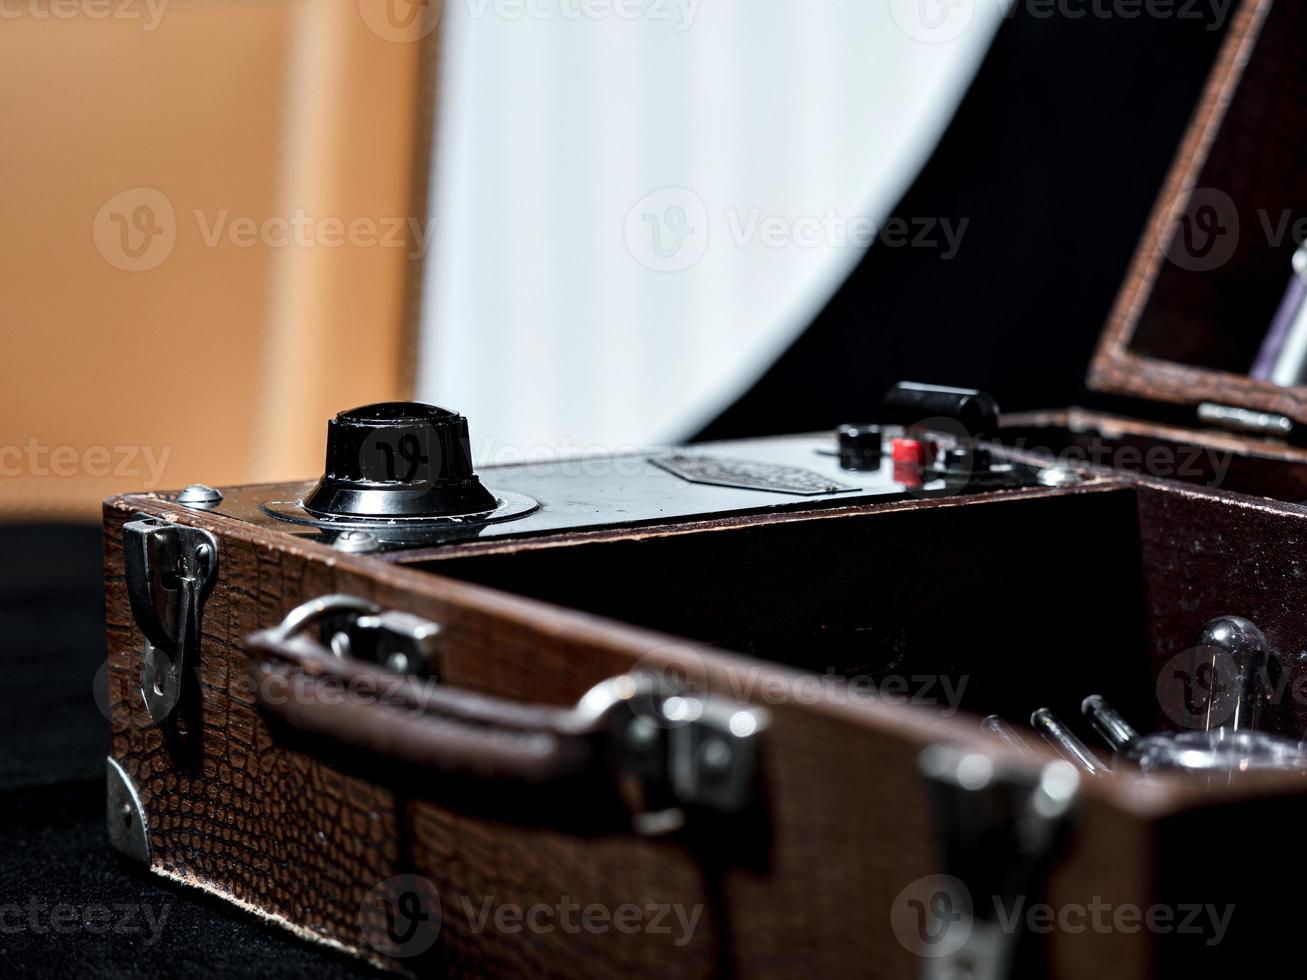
[
  {"x1": 333, "y1": 530, "x2": 380, "y2": 554},
  {"x1": 177, "y1": 484, "x2": 223, "y2": 507}
]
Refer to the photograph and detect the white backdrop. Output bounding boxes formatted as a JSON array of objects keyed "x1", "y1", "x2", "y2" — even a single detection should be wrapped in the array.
[{"x1": 416, "y1": 0, "x2": 1005, "y2": 459}]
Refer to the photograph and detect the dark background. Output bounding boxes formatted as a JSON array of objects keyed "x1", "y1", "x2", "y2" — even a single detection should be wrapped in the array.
[
  {"x1": 1, "y1": 6, "x2": 1231, "y2": 975},
  {"x1": 700, "y1": 4, "x2": 1231, "y2": 439}
]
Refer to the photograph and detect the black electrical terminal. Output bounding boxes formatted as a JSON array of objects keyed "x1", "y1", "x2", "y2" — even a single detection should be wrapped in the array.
[
  {"x1": 303, "y1": 402, "x2": 499, "y2": 519},
  {"x1": 836, "y1": 424, "x2": 884, "y2": 471}
]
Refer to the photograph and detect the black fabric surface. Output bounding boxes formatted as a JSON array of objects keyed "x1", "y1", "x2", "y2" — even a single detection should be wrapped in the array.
[{"x1": 0, "y1": 524, "x2": 378, "y2": 978}]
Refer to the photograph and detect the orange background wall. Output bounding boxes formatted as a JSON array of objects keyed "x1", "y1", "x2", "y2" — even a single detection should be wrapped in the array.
[{"x1": 0, "y1": 0, "x2": 438, "y2": 518}]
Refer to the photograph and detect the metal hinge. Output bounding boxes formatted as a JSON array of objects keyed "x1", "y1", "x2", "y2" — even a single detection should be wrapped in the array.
[
  {"x1": 123, "y1": 517, "x2": 218, "y2": 726},
  {"x1": 1197, "y1": 402, "x2": 1294, "y2": 439}
]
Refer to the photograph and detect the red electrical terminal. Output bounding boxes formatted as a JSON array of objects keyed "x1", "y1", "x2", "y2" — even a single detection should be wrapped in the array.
[
  {"x1": 891, "y1": 438, "x2": 925, "y2": 487},
  {"x1": 891, "y1": 437, "x2": 927, "y2": 465},
  {"x1": 892, "y1": 461, "x2": 922, "y2": 487}
]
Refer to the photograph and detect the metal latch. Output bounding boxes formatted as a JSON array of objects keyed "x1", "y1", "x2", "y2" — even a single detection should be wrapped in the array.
[
  {"x1": 1197, "y1": 402, "x2": 1294, "y2": 439},
  {"x1": 914, "y1": 746, "x2": 1079, "y2": 980},
  {"x1": 123, "y1": 517, "x2": 218, "y2": 725},
  {"x1": 575, "y1": 675, "x2": 769, "y2": 834},
  {"x1": 329, "y1": 610, "x2": 442, "y2": 677}
]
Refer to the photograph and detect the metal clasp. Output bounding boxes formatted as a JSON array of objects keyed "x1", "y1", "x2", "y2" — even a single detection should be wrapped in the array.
[
  {"x1": 269, "y1": 594, "x2": 443, "y2": 678},
  {"x1": 574, "y1": 674, "x2": 769, "y2": 834},
  {"x1": 123, "y1": 517, "x2": 218, "y2": 726},
  {"x1": 916, "y1": 746, "x2": 1080, "y2": 980}
]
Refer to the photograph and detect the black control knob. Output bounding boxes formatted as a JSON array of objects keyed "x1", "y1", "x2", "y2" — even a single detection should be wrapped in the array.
[
  {"x1": 303, "y1": 402, "x2": 498, "y2": 519},
  {"x1": 836, "y1": 424, "x2": 884, "y2": 470}
]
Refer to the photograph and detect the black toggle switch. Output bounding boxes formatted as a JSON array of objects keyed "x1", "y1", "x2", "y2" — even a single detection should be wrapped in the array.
[
  {"x1": 303, "y1": 402, "x2": 498, "y2": 519},
  {"x1": 882, "y1": 381, "x2": 1000, "y2": 439}
]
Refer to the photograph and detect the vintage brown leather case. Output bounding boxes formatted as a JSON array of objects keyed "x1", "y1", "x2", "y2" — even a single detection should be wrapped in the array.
[{"x1": 103, "y1": 2, "x2": 1307, "y2": 977}]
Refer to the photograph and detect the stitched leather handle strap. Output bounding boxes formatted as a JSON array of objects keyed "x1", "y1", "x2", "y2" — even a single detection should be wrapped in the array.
[{"x1": 245, "y1": 595, "x2": 767, "y2": 829}]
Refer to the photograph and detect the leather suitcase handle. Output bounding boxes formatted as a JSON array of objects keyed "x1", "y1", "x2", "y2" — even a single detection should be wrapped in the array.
[
  {"x1": 249, "y1": 634, "x2": 602, "y2": 785},
  {"x1": 245, "y1": 596, "x2": 768, "y2": 829}
]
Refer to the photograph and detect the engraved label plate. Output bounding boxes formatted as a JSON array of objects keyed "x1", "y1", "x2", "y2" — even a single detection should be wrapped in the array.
[{"x1": 649, "y1": 455, "x2": 858, "y2": 496}]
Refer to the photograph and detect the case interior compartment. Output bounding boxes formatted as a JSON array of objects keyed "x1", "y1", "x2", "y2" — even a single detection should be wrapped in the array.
[{"x1": 416, "y1": 482, "x2": 1307, "y2": 753}]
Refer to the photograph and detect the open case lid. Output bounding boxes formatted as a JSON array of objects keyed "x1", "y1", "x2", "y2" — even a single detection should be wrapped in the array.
[{"x1": 1088, "y1": 0, "x2": 1307, "y2": 432}]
